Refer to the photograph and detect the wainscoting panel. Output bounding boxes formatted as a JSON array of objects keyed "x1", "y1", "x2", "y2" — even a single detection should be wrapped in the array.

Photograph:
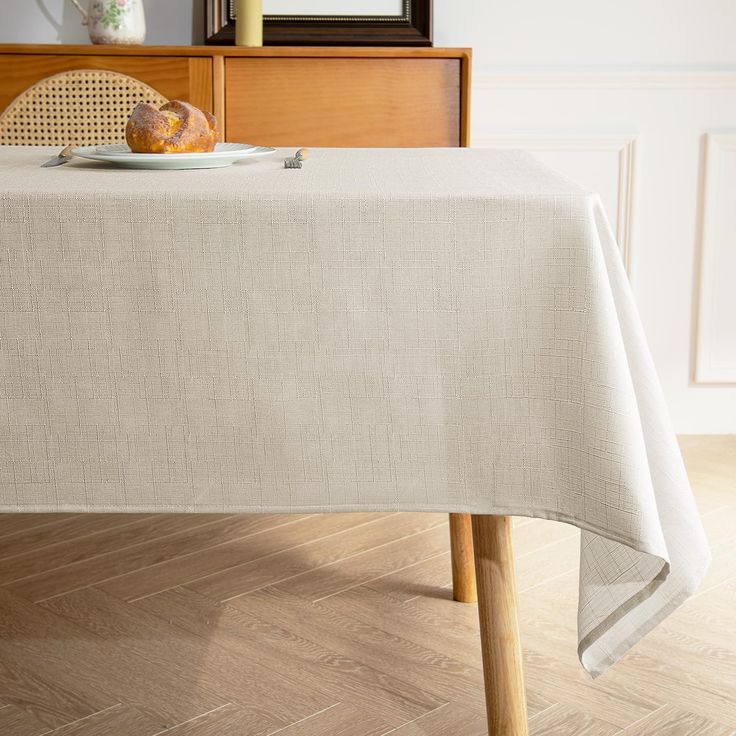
[
  {"x1": 473, "y1": 135, "x2": 636, "y2": 272},
  {"x1": 470, "y1": 73, "x2": 736, "y2": 431},
  {"x1": 695, "y1": 133, "x2": 736, "y2": 384}
]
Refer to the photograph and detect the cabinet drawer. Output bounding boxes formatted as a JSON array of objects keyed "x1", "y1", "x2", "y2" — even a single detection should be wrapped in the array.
[
  {"x1": 225, "y1": 57, "x2": 460, "y2": 147},
  {"x1": 0, "y1": 55, "x2": 212, "y2": 114}
]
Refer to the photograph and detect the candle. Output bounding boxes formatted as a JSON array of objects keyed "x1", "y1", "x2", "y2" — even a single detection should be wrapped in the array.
[{"x1": 235, "y1": 0, "x2": 263, "y2": 47}]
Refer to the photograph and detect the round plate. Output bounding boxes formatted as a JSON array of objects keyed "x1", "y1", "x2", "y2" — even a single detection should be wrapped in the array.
[{"x1": 72, "y1": 142, "x2": 276, "y2": 170}]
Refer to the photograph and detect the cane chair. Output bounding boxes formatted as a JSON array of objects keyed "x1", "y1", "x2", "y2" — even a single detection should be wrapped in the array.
[{"x1": 0, "y1": 68, "x2": 167, "y2": 146}]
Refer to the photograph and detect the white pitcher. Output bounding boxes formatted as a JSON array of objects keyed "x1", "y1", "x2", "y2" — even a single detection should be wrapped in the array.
[{"x1": 70, "y1": 0, "x2": 146, "y2": 45}]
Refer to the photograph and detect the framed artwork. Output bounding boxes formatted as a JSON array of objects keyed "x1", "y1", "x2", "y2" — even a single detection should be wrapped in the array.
[{"x1": 205, "y1": 0, "x2": 432, "y2": 46}]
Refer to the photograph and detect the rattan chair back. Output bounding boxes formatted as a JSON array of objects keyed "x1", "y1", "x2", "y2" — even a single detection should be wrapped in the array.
[{"x1": 0, "y1": 69, "x2": 168, "y2": 146}]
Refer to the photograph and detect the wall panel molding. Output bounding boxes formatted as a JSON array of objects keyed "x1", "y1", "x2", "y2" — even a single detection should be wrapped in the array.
[
  {"x1": 694, "y1": 132, "x2": 736, "y2": 384},
  {"x1": 474, "y1": 71, "x2": 736, "y2": 90},
  {"x1": 473, "y1": 135, "x2": 637, "y2": 273}
]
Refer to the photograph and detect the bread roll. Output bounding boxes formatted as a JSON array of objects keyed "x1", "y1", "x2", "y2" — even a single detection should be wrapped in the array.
[{"x1": 126, "y1": 100, "x2": 218, "y2": 154}]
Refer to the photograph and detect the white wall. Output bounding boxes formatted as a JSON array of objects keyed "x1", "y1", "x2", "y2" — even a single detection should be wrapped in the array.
[
  {"x1": 0, "y1": 0, "x2": 202, "y2": 45},
  {"x1": 434, "y1": 0, "x2": 736, "y2": 71},
  {"x1": 2, "y1": 1, "x2": 736, "y2": 432}
]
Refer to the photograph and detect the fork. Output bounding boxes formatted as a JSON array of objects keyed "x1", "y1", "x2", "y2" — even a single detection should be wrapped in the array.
[{"x1": 284, "y1": 148, "x2": 310, "y2": 169}]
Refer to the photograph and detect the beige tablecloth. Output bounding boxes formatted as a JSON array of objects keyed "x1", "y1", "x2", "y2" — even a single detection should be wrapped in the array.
[{"x1": 0, "y1": 146, "x2": 710, "y2": 676}]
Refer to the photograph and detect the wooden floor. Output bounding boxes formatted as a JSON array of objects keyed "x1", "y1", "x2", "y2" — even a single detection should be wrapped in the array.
[{"x1": 0, "y1": 436, "x2": 734, "y2": 736}]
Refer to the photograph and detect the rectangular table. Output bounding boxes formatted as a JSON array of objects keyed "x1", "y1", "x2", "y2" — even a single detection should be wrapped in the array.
[{"x1": 0, "y1": 146, "x2": 711, "y2": 735}]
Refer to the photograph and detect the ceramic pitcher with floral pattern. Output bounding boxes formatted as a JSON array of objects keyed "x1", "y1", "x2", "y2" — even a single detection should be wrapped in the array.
[{"x1": 69, "y1": 0, "x2": 146, "y2": 45}]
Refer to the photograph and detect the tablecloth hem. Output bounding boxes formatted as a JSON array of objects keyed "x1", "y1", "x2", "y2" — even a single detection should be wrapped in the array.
[
  {"x1": 0, "y1": 500, "x2": 665, "y2": 559},
  {"x1": 579, "y1": 557, "x2": 670, "y2": 678},
  {"x1": 578, "y1": 545, "x2": 711, "y2": 678}
]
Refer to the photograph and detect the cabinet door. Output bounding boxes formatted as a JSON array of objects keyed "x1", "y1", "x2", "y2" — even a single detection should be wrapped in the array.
[
  {"x1": 225, "y1": 57, "x2": 460, "y2": 147},
  {"x1": 0, "y1": 55, "x2": 212, "y2": 114}
]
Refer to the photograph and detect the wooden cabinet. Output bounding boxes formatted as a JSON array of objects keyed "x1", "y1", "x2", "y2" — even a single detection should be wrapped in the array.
[
  {"x1": 0, "y1": 45, "x2": 470, "y2": 147},
  {"x1": 0, "y1": 52, "x2": 212, "y2": 116},
  {"x1": 225, "y1": 57, "x2": 461, "y2": 146}
]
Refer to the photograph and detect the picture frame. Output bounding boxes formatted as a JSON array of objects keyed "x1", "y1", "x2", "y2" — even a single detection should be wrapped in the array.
[{"x1": 205, "y1": 0, "x2": 432, "y2": 46}]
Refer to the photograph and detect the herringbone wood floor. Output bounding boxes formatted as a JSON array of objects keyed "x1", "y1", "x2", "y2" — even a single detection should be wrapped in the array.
[{"x1": 0, "y1": 436, "x2": 734, "y2": 736}]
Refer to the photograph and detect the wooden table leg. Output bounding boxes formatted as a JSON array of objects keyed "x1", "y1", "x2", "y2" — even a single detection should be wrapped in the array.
[
  {"x1": 471, "y1": 514, "x2": 529, "y2": 736},
  {"x1": 449, "y1": 513, "x2": 477, "y2": 603}
]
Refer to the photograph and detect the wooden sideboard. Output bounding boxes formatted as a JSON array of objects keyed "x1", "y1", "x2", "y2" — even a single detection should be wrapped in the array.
[{"x1": 0, "y1": 45, "x2": 471, "y2": 147}]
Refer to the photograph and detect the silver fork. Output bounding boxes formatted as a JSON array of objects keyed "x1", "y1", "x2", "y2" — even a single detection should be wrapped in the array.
[{"x1": 284, "y1": 148, "x2": 310, "y2": 169}]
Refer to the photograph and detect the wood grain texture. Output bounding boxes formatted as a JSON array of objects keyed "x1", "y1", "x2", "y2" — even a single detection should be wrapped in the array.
[
  {"x1": 472, "y1": 514, "x2": 529, "y2": 736},
  {"x1": 4, "y1": 514, "x2": 294, "y2": 600},
  {"x1": 259, "y1": 702, "x2": 389, "y2": 736},
  {"x1": 0, "y1": 436, "x2": 732, "y2": 736},
  {"x1": 273, "y1": 517, "x2": 449, "y2": 600},
  {"x1": 224, "y1": 57, "x2": 461, "y2": 147},
  {"x1": 389, "y1": 703, "x2": 488, "y2": 735},
  {"x1": 211, "y1": 54, "x2": 225, "y2": 140},
  {"x1": 366, "y1": 550, "x2": 452, "y2": 602},
  {"x1": 151, "y1": 704, "x2": 277, "y2": 736},
  {"x1": 0, "y1": 45, "x2": 471, "y2": 60},
  {"x1": 317, "y1": 584, "x2": 557, "y2": 721},
  {"x1": 40, "y1": 587, "x2": 332, "y2": 726},
  {"x1": 0, "y1": 513, "x2": 76, "y2": 539},
  {"x1": 0, "y1": 637, "x2": 117, "y2": 730},
  {"x1": 0, "y1": 55, "x2": 199, "y2": 113},
  {"x1": 0, "y1": 589, "x2": 227, "y2": 727},
  {"x1": 41, "y1": 704, "x2": 158, "y2": 736},
  {"x1": 115, "y1": 512, "x2": 392, "y2": 602},
  {"x1": 528, "y1": 703, "x2": 619, "y2": 735},
  {"x1": 135, "y1": 586, "x2": 444, "y2": 727},
  {"x1": 229, "y1": 586, "x2": 488, "y2": 713},
  {"x1": 0, "y1": 45, "x2": 470, "y2": 152},
  {"x1": 0, "y1": 513, "x2": 150, "y2": 560},
  {"x1": 98, "y1": 513, "x2": 370, "y2": 602},
  {"x1": 187, "y1": 57, "x2": 214, "y2": 113},
  {"x1": 617, "y1": 706, "x2": 735, "y2": 735},
  {"x1": 449, "y1": 513, "x2": 477, "y2": 602},
  {"x1": 0, "y1": 705, "x2": 49, "y2": 736},
  {"x1": 460, "y1": 48, "x2": 472, "y2": 146}
]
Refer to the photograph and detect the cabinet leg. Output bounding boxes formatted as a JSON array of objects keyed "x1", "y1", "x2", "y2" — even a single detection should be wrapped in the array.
[
  {"x1": 471, "y1": 514, "x2": 529, "y2": 736},
  {"x1": 449, "y1": 513, "x2": 477, "y2": 603}
]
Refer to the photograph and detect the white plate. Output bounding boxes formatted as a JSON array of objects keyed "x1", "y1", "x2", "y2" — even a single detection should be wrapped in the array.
[{"x1": 71, "y1": 142, "x2": 276, "y2": 170}]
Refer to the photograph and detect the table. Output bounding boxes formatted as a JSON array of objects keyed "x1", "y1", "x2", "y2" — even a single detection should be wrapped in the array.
[{"x1": 0, "y1": 146, "x2": 711, "y2": 735}]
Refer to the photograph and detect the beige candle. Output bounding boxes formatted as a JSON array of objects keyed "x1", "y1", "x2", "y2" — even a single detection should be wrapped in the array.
[{"x1": 235, "y1": 0, "x2": 263, "y2": 47}]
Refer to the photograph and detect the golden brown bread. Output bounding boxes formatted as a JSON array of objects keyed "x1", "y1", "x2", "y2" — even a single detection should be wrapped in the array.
[{"x1": 125, "y1": 100, "x2": 218, "y2": 154}]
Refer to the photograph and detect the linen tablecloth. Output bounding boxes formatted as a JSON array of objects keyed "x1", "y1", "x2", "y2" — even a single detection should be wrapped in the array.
[{"x1": 0, "y1": 146, "x2": 710, "y2": 676}]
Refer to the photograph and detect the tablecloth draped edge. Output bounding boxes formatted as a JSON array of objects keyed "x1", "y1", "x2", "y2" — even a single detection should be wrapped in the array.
[
  {"x1": 578, "y1": 542, "x2": 711, "y2": 678},
  {"x1": 576, "y1": 196, "x2": 712, "y2": 677}
]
